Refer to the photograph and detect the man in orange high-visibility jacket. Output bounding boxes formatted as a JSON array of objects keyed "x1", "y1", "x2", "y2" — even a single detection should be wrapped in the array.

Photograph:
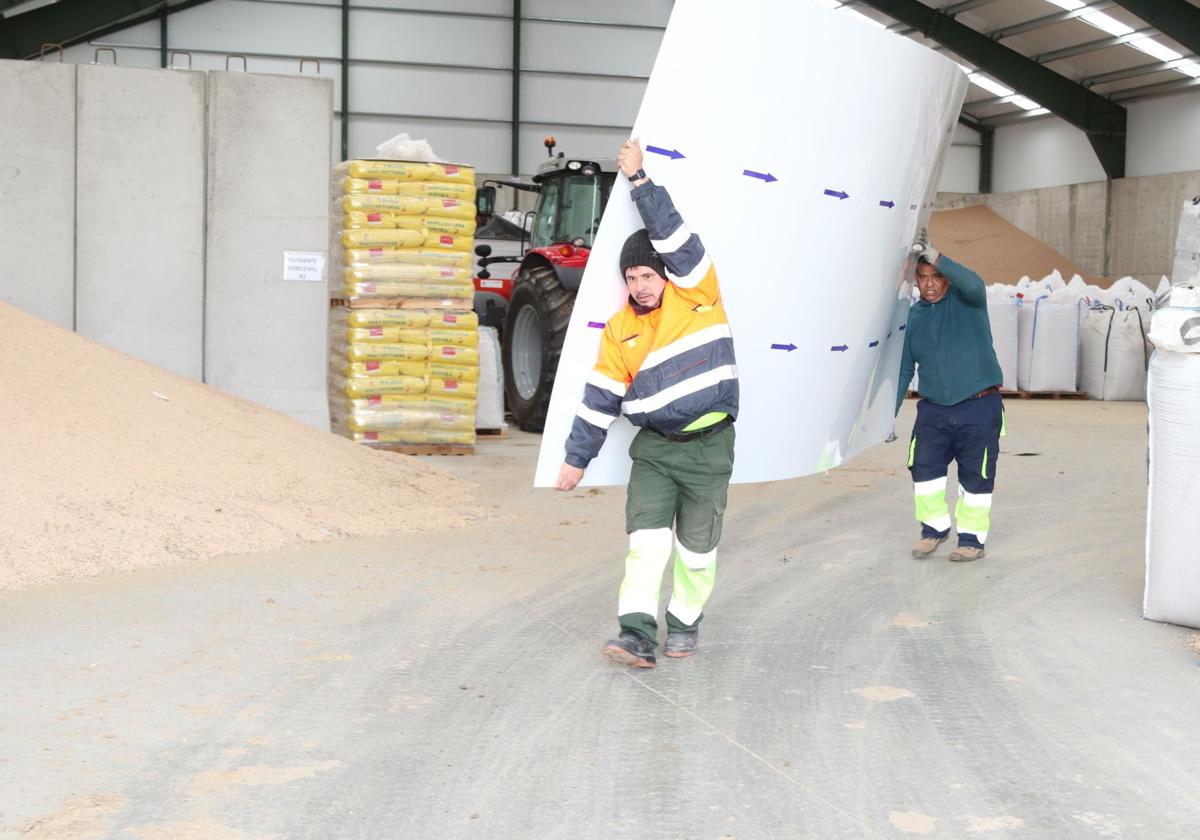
[{"x1": 555, "y1": 139, "x2": 738, "y2": 669}]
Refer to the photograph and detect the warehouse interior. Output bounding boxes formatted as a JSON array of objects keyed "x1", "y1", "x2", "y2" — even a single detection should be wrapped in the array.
[{"x1": 2, "y1": 1, "x2": 1199, "y2": 838}]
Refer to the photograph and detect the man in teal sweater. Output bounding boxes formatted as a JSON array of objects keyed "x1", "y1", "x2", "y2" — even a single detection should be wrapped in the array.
[{"x1": 896, "y1": 232, "x2": 1005, "y2": 562}]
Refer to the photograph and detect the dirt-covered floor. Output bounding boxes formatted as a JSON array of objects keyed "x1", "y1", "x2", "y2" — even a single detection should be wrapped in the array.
[{"x1": 3, "y1": 399, "x2": 1197, "y2": 840}]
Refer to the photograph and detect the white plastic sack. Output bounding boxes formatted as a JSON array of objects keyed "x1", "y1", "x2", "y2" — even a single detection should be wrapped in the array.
[
  {"x1": 374, "y1": 132, "x2": 444, "y2": 162},
  {"x1": 1147, "y1": 284, "x2": 1200, "y2": 353},
  {"x1": 475, "y1": 326, "x2": 505, "y2": 429},
  {"x1": 987, "y1": 297, "x2": 1019, "y2": 391},
  {"x1": 1144, "y1": 349, "x2": 1200, "y2": 629},
  {"x1": 1017, "y1": 296, "x2": 1081, "y2": 391},
  {"x1": 1079, "y1": 305, "x2": 1149, "y2": 400},
  {"x1": 1172, "y1": 197, "x2": 1200, "y2": 286}
]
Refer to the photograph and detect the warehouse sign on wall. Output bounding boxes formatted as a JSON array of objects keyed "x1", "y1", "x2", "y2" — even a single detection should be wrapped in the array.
[{"x1": 534, "y1": 0, "x2": 969, "y2": 487}]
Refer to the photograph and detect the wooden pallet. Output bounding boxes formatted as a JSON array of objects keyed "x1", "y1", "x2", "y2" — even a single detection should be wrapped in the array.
[
  {"x1": 373, "y1": 444, "x2": 474, "y2": 456},
  {"x1": 475, "y1": 426, "x2": 509, "y2": 438}
]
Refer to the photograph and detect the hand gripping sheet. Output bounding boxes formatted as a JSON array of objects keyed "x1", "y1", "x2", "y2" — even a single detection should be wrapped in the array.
[{"x1": 533, "y1": 0, "x2": 968, "y2": 487}]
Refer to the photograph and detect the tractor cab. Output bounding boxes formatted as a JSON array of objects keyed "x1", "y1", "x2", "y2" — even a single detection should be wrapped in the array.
[{"x1": 473, "y1": 137, "x2": 618, "y2": 431}]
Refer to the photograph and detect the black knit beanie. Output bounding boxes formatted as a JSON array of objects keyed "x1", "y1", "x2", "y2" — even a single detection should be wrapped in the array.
[{"x1": 619, "y1": 229, "x2": 666, "y2": 279}]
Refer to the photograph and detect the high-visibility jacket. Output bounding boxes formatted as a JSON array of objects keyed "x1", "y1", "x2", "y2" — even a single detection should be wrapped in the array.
[{"x1": 564, "y1": 180, "x2": 739, "y2": 469}]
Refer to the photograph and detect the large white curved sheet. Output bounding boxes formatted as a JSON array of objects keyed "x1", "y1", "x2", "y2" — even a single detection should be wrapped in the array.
[{"x1": 534, "y1": 0, "x2": 968, "y2": 488}]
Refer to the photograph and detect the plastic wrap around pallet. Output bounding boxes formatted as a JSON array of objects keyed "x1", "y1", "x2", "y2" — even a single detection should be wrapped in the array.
[
  {"x1": 1017, "y1": 296, "x2": 1081, "y2": 392},
  {"x1": 1144, "y1": 349, "x2": 1200, "y2": 629},
  {"x1": 1079, "y1": 305, "x2": 1150, "y2": 401}
]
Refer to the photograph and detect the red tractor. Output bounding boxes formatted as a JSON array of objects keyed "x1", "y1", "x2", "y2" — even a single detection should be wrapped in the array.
[{"x1": 473, "y1": 138, "x2": 617, "y2": 432}]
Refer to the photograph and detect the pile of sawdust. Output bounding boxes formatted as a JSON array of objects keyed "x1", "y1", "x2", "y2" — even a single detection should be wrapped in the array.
[
  {"x1": 930, "y1": 205, "x2": 1098, "y2": 286},
  {"x1": 0, "y1": 302, "x2": 474, "y2": 591}
]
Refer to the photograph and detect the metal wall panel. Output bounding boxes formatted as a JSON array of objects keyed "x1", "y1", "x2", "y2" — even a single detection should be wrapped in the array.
[
  {"x1": 75, "y1": 64, "x2": 206, "y2": 379},
  {"x1": 204, "y1": 71, "x2": 333, "y2": 429},
  {"x1": 0, "y1": 60, "x2": 76, "y2": 328}
]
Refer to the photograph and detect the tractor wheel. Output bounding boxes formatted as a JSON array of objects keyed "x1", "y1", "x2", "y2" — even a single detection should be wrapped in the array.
[{"x1": 502, "y1": 261, "x2": 575, "y2": 432}]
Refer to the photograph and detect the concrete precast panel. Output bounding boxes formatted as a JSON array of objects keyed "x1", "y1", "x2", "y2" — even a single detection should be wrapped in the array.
[
  {"x1": 535, "y1": 0, "x2": 968, "y2": 487},
  {"x1": 0, "y1": 60, "x2": 76, "y2": 328},
  {"x1": 204, "y1": 71, "x2": 332, "y2": 430},
  {"x1": 75, "y1": 64, "x2": 206, "y2": 380}
]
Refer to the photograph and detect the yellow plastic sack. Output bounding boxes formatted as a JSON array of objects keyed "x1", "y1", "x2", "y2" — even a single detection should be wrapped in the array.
[
  {"x1": 335, "y1": 375, "x2": 429, "y2": 398},
  {"x1": 343, "y1": 178, "x2": 476, "y2": 201},
  {"x1": 343, "y1": 213, "x2": 477, "y2": 238},
  {"x1": 429, "y1": 377, "x2": 477, "y2": 399},
  {"x1": 336, "y1": 326, "x2": 432, "y2": 344},
  {"x1": 344, "y1": 310, "x2": 432, "y2": 329},
  {"x1": 353, "y1": 429, "x2": 476, "y2": 446},
  {"x1": 341, "y1": 342, "x2": 430, "y2": 362},
  {"x1": 342, "y1": 193, "x2": 476, "y2": 219},
  {"x1": 344, "y1": 265, "x2": 471, "y2": 284},
  {"x1": 346, "y1": 160, "x2": 475, "y2": 185},
  {"x1": 337, "y1": 360, "x2": 430, "y2": 378},
  {"x1": 429, "y1": 344, "x2": 479, "y2": 366},
  {"x1": 342, "y1": 395, "x2": 476, "y2": 412},
  {"x1": 429, "y1": 310, "x2": 478, "y2": 330},
  {"x1": 342, "y1": 248, "x2": 473, "y2": 270},
  {"x1": 427, "y1": 328, "x2": 478, "y2": 348},
  {"x1": 347, "y1": 406, "x2": 476, "y2": 433},
  {"x1": 341, "y1": 229, "x2": 427, "y2": 249},
  {"x1": 427, "y1": 362, "x2": 479, "y2": 382},
  {"x1": 342, "y1": 282, "x2": 472, "y2": 300}
]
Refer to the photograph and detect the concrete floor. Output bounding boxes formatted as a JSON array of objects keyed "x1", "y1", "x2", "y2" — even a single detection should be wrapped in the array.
[{"x1": 2, "y1": 400, "x2": 1198, "y2": 839}]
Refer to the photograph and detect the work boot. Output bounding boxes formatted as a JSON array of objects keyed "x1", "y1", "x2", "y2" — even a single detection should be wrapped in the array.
[
  {"x1": 911, "y1": 534, "x2": 948, "y2": 558},
  {"x1": 602, "y1": 631, "x2": 656, "y2": 668},
  {"x1": 664, "y1": 629, "x2": 699, "y2": 658},
  {"x1": 949, "y1": 545, "x2": 985, "y2": 562}
]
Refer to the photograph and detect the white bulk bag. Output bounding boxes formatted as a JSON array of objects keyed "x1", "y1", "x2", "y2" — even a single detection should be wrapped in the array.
[
  {"x1": 1079, "y1": 305, "x2": 1149, "y2": 400},
  {"x1": 987, "y1": 297, "x2": 1019, "y2": 391},
  {"x1": 1147, "y1": 285, "x2": 1200, "y2": 353},
  {"x1": 475, "y1": 326, "x2": 505, "y2": 429},
  {"x1": 1017, "y1": 295, "x2": 1081, "y2": 391},
  {"x1": 1144, "y1": 349, "x2": 1200, "y2": 629}
]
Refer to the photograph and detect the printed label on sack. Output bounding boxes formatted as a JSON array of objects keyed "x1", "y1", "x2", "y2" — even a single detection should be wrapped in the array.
[
  {"x1": 368, "y1": 180, "x2": 383, "y2": 190},
  {"x1": 440, "y1": 269, "x2": 455, "y2": 278},
  {"x1": 366, "y1": 431, "x2": 379, "y2": 441},
  {"x1": 368, "y1": 396, "x2": 382, "y2": 405},
  {"x1": 439, "y1": 235, "x2": 453, "y2": 245},
  {"x1": 366, "y1": 361, "x2": 380, "y2": 372},
  {"x1": 444, "y1": 380, "x2": 458, "y2": 389},
  {"x1": 369, "y1": 248, "x2": 384, "y2": 256},
  {"x1": 443, "y1": 314, "x2": 457, "y2": 324},
  {"x1": 362, "y1": 283, "x2": 377, "y2": 293},
  {"x1": 442, "y1": 199, "x2": 459, "y2": 208},
  {"x1": 369, "y1": 328, "x2": 384, "y2": 337},
  {"x1": 368, "y1": 213, "x2": 382, "y2": 222},
  {"x1": 445, "y1": 165, "x2": 459, "y2": 175},
  {"x1": 442, "y1": 347, "x2": 457, "y2": 356}
]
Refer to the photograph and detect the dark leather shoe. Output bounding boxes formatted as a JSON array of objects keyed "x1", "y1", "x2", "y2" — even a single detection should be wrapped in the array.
[
  {"x1": 664, "y1": 630, "x2": 699, "y2": 658},
  {"x1": 603, "y1": 632, "x2": 656, "y2": 668}
]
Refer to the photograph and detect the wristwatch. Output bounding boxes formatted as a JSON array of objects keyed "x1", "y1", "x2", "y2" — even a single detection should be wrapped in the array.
[{"x1": 628, "y1": 168, "x2": 647, "y2": 183}]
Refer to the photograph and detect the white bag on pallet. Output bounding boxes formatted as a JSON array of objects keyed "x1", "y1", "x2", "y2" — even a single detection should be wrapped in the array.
[
  {"x1": 1017, "y1": 293, "x2": 1082, "y2": 392},
  {"x1": 475, "y1": 326, "x2": 505, "y2": 430},
  {"x1": 986, "y1": 293, "x2": 1019, "y2": 391},
  {"x1": 1079, "y1": 305, "x2": 1150, "y2": 400},
  {"x1": 1144, "y1": 349, "x2": 1200, "y2": 629}
]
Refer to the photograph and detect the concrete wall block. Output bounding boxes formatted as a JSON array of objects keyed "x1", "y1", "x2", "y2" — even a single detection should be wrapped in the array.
[
  {"x1": 75, "y1": 65, "x2": 207, "y2": 379},
  {"x1": 1067, "y1": 181, "x2": 1107, "y2": 278},
  {"x1": 0, "y1": 60, "x2": 76, "y2": 327},
  {"x1": 204, "y1": 71, "x2": 333, "y2": 430}
]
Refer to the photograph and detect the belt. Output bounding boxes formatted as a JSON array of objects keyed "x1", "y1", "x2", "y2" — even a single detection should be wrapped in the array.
[
  {"x1": 651, "y1": 415, "x2": 733, "y2": 442},
  {"x1": 969, "y1": 385, "x2": 1002, "y2": 400}
]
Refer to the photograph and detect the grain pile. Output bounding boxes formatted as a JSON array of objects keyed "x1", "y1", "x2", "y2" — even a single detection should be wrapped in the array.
[{"x1": 0, "y1": 302, "x2": 475, "y2": 591}]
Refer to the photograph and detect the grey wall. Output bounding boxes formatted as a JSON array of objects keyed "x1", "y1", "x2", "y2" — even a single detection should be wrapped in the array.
[
  {"x1": 0, "y1": 59, "x2": 75, "y2": 328},
  {"x1": 75, "y1": 64, "x2": 207, "y2": 380},
  {"x1": 205, "y1": 71, "x2": 332, "y2": 429},
  {"x1": 937, "y1": 169, "x2": 1200, "y2": 285}
]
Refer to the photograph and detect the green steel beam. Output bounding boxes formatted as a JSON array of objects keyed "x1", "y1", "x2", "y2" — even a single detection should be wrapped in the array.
[
  {"x1": 0, "y1": 0, "x2": 214, "y2": 60},
  {"x1": 511, "y1": 0, "x2": 520, "y2": 175},
  {"x1": 340, "y1": 0, "x2": 349, "y2": 161},
  {"x1": 858, "y1": 0, "x2": 1127, "y2": 179},
  {"x1": 1110, "y1": 0, "x2": 1200, "y2": 58}
]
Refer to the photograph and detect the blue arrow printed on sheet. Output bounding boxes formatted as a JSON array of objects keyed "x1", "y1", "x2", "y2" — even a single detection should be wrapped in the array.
[
  {"x1": 646, "y1": 145, "x2": 685, "y2": 160},
  {"x1": 869, "y1": 340, "x2": 880, "y2": 348},
  {"x1": 830, "y1": 344, "x2": 849, "y2": 352},
  {"x1": 879, "y1": 200, "x2": 894, "y2": 208},
  {"x1": 824, "y1": 189, "x2": 849, "y2": 200},
  {"x1": 744, "y1": 169, "x2": 778, "y2": 183},
  {"x1": 770, "y1": 343, "x2": 797, "y2": 352}
]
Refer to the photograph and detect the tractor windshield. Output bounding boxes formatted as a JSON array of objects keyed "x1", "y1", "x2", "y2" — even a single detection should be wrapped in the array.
[{"x1": 530, "y1": 172, "x2": 615, "y2": 250}]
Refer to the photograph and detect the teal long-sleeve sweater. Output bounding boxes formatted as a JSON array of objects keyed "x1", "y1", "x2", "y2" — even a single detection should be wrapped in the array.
[{"x1": 895, "y1": 255, "x2": 1004, "y2": 415}]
